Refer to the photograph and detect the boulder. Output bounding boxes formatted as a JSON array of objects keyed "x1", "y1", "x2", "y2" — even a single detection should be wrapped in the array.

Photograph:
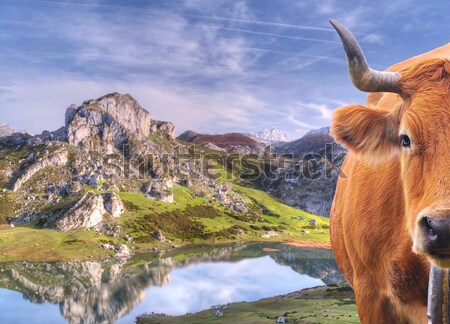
[
  {"x1": 141, "y1": 182, "x2": 174, "y2": 203},
  {"x1": 103, "y1": 192, "x2": 124, "y2": 218},
  {"x1": 114, "y1": 244, "x2": 131, "y2": 258},
  {"x1": 151, "y1": 230, "x2": 166, "y2": 242},
  {"x1": 100, "y1": 243, "x2": 115, "y2": 251},
  {"x1": 86, "y1": 174, "x2": 101, "y2": 187},
  {"x1": 55, "y1": 191, "x2": 106, "y2": 231}
]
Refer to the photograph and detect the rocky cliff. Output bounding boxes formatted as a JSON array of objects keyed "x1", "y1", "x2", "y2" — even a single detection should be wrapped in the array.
[{"x1": 65, "y1": 93, "x2": 177, "y2": 154}]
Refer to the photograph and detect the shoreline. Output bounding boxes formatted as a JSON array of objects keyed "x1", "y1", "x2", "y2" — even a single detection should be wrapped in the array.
[
  {"x1": 0, "y1": 227, "x2": 331, "y2": 263},
  {"x1": 136, "y1": 284, "x2": 357, "y2": 324}
]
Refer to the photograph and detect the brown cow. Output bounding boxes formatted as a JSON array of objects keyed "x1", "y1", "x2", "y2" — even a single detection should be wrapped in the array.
[{"x1": 329, "y1": 20, "x2": 450, "y2": 324}]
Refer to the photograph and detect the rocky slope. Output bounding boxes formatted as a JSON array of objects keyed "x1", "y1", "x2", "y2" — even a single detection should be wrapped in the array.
[
  {"x1": 274, "y1": 127, "x2": 344, "y2": 158},
  {"x1": 176, "y1": 126, "x2": 345, "y2": 216},
  {"x1": 248, "y1": 128, "x2": 346, "y2": 217},
  {"x1": 0, "y1": 93, "x2": 332, "y2": 260}
]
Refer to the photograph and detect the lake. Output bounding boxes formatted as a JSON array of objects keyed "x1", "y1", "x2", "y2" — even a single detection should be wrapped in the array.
[{"x1": 0, "y1": 242, "x2": 344, "y2": 324}]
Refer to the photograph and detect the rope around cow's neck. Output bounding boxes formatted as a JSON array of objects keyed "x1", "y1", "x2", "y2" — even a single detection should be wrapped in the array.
[{"x1": 428, "y1": 265, "x2": 450, "y2": 324}]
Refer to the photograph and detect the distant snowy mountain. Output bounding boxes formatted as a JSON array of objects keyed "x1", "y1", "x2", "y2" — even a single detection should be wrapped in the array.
[
  {"x1": 0, "y1": 123, "x2": 31, "y2": 137},
  {"x1": 304, "y1": 126, "x2": 330, "y2": 136},
  {"x1": 249, "y1": 128, "x2": 288, "y2": 143}
]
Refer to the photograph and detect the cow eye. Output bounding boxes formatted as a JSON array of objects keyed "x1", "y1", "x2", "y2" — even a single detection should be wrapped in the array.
[{"x1": 400, "y1": 134, "x2": 411, "y2": 148}]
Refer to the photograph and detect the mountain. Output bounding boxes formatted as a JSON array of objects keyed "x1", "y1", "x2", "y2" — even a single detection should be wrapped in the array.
[
  {"x1": 176, "y1": 129, "x2": 199, "y2": 142},
  {"x1": 177, "y1": 131, "x2": 268, "y2": 155},
  {"x1": 0, "y1": 93, "x2": 250, "y2": 229},
  {"x1": 248, "y1": 128, "x2": 288, "y2": 144},
  {"x1": 0, "y1": 93, "x2": 328, "y2": 259},
  {"x1": 249, "y1": 127, "x2": 347, "y2": 217},
  {"x1": 274, "y1": 127, "x2": 343, "y2": 158},
  {"x1": 304, "y1": 126, "x2": 331, "y2": 136},
  {"x1": 176, "y1": 126, "x2": 346, "y2": 217}
]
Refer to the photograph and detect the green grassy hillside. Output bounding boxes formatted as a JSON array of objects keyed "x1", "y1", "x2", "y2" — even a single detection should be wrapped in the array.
[{"x1": 0, "y1": 182, "x2": 330, "y2": 262}]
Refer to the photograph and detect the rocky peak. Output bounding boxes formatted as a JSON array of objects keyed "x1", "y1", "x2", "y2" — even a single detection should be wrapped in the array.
[
  {"x1": 68, "y1": 93, "x2": 152, "y2": 139},
  {"x1": 65, "y1": 93, "x2": 152, "y2": 153}
]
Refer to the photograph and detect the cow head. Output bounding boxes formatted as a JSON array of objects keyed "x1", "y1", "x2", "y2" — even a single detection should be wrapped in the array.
[{"x1": 330, "y1": 20, "x2": 450, "y2": 268}]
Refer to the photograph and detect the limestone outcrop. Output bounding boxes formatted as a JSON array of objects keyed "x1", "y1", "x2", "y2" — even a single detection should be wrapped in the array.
[{"x1": 66, "y1": 93, "x2": 151, "y2": 153}]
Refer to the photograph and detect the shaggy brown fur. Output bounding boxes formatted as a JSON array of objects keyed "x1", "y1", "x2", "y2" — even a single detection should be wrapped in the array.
[{"x1": 331, "y1": 53, "x2": 450, "y2": 323}]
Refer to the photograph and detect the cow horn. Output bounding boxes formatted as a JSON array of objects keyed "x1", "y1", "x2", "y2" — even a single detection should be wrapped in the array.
[{"x1": 329, "y1": 19, "x2": 401, "y2": 93}]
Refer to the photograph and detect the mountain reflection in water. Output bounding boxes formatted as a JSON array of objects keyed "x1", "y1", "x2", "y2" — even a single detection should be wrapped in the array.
[{"x1": 0, "y1": 242, "x2": 344, "y2": 324}]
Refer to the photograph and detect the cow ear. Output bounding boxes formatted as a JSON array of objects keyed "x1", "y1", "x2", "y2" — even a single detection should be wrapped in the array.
[{"x1": 331, "y1": 104, "x2": 400, "y2": 163}]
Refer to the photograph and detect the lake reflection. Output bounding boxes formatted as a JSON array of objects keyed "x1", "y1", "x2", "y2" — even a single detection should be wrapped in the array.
[{"x1": 0, "y1": 242, "x2": 344, "y2": 324}]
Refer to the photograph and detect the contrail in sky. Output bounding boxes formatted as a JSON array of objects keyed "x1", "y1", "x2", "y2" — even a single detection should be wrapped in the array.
[
  {"x1": 195, "y1": 24, "x2": 340, "y2": 44},
  {"x1": 187, "y1": 14, "x2": 336, "y2": 32}
]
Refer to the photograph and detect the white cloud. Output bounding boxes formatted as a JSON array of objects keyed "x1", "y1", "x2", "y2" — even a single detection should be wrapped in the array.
[
  {"x1": 285, "y1": 115, "x2": 317, "y2": 130},
  {"x1": 362, "y1": 33, "x2": 384, "y2": 44},
  {"x1": 292, "y1": 101, "x2": 333, "y2": 120},
  {"x1": 0, "y1": 73, "x2": 269, "y2": 136},
  {"x1": 3, "y1": 0, "x2": 389, "y2": 140}
]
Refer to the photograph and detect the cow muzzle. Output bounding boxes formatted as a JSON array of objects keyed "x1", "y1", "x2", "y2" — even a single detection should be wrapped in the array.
[{"x1": 417, "y1": 210, "x2": 450, "y2": 267}]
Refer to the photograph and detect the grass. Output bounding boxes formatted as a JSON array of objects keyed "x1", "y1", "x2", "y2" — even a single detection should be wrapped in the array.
[
  {"x1": 0, "y1": 181, "x2": 331, "y2": 262},
  {"x1": 233, "y1": 184, "x2": 330, "y2": 242},
  {"x1": 0, "y1": 226, "x2": 112, "y2": 262},
  {"x1": 0, "y1": 156, "x2": 331, "y2": 262},
  {"x1": 137, "y1": 285, "x2": 359, "y2": 324},
  {"x1": 118, "y1": 183, "x2": 330, "y2": 250},
  {"x1": 0, "y1": 191, "x2": 17, "y2": 224}
]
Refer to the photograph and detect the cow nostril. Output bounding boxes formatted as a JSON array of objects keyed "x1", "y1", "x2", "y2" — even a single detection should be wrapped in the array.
[
  {"x1": 423, "y1": 217, "x2": 437, "y2": 240},
  {"x1": 427, "y1": 218, "x2": 437, "y2": 235}
]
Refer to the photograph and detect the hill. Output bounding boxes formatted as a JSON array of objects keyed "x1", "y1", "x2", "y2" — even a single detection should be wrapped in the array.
[
  {"x1": 0, "y1": 93, "x2": 329, "y2": 262},
  {"x1": 248, "y1": 127, "x2": 346, "y2": 217},
  {"x1": 177, "y1": 130, "x2": 268, "y2": 155}
]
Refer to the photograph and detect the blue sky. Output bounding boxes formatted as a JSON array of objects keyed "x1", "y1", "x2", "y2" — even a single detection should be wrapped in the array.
[{"x1": 0, "y1": 0, "x2": 449, "y2": 139}]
